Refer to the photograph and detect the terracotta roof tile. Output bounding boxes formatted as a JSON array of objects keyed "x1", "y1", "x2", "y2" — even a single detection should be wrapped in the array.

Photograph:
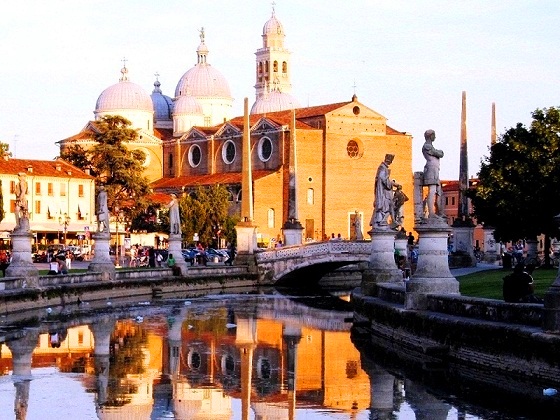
[
  {"x1": 0, "y1": 158, "x2": 94, "y2": 179},
  {"x1": 151, "y1": 170, "x2": 278, "y2": 189}
]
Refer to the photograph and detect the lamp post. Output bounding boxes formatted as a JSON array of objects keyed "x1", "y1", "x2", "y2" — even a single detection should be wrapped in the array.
[
  {"x1": 114, "y1": 207, "x2": 125, "y2": 268},
  {"x1": 58, "y1": 213, "x2": 70, "y2": 246}
]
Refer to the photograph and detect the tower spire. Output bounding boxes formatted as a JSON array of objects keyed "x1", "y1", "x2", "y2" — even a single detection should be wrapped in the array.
[{"x1": 491, "y1": 102, "x2": 497, "y2": 146}]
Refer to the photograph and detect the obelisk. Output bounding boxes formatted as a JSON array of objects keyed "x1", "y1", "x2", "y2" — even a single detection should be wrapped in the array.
[
  {"x1": 282, "y1": 109, "x2": 304, "y2": 245},
  {"x1": 451, "y1": 91, "x2": 476, "y2": 266},
  {"x1": 235, "y1": 98, "x2": 258, "y2": 266}
]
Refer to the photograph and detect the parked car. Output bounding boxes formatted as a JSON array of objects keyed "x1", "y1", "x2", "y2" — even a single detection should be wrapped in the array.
[
  {"x1": 206, "y1": 248, "x2": 229, "y2": 263},
  {"x1": 182, "y1": 248, "x2": 207, "y2": 265}
]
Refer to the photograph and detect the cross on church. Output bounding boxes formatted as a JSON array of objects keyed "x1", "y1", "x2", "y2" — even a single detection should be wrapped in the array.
[
  {"x1": 154, "y1": 72, "x2": 160, "y2": 81},
  {"x1": 352, "y1": 80, "x2": 357, "y2": 95},
  {"x1": 122, "y1": 57, "x2": 128, "y2": 68}
]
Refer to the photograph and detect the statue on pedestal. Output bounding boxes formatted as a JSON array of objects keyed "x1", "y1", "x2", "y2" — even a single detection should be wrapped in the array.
[
  {"x1": 421, "y1": 129, "x2": 445, "y2": 220},
  {"x1": 14, "y1": 172, "x2": 28, "y2": 231},
  {"x1": 96, "y1": 186, "x2": 110, "y2": 233},
  {"x1": 370, "y1": 154, "x2": 401, "y2": 231},
  {"x1": 167, "y1": 194, "x2": 181, "y2": 235}
]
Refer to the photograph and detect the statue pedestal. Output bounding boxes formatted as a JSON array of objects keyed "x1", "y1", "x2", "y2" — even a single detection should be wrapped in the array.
[
  {"x1": 451, "y1": 223, "x2": 476, "y2": 266},
  {"x1": 88, "y1": 232, "x2": 115, "y2": 280},
  {"x1": 405, "y1": 221, "x2": 459, "y2": 309},
  {"x1": 283, "y1": 219, "x2": 304, "y2": 246},
  {"x1": 361, "y1": 228, "x2": 402, "y2": 296},
  {"x1": 235, "y1": 222, "x2": 258, "y2": 267},
  {"x1": 6, "y1": 222, "x2": 39, "y2": 286},
  {"x1": 167, "y1": 234, "x2": 188, "y2": 275}
]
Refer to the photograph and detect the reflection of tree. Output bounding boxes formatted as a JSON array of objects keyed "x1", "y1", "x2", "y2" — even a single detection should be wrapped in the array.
[{"x1": 102, "y1": 322, "x2": 147, "y2": 407}]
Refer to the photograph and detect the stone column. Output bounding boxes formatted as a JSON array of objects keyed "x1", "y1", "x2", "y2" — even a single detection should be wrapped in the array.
[
  {"x1": 88, "y1": 232, "x2": 115, "y2": 280},
  {"x1": 167, "y1": 233, "x2": 188, "y2": 275},
  {"x1": 482, "y1": 227, "x2": 500, "y2": 264},
  {"x1": 235, "y1": 98, "x2": 258, "y2": 267},
  {"x1": 405, "y1": 222, "x2": 459, "y2": 310},
  {"x1": 361, "y1": 228, "x2": 402, "y2": 296}
]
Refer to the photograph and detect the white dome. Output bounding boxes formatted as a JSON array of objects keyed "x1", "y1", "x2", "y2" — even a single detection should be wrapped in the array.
[
  {"x1": 174, "y1": 95, "x2": 203, "y2": 115},
  {"x1": 95, "y1": 67, "x2": 153, "y2": 113},
  {"x1": 175, "y1": 37, "x2": 231, "y2": 99},
  {"x1": 175, "y1": 65, "x2": 231, "y2": 98},
  {"x1": 251, "y1": 90, "x2": 300, "y2": 114},
  {"x1": 151, "y1": 79, "x2": 174, "y2": 121}
]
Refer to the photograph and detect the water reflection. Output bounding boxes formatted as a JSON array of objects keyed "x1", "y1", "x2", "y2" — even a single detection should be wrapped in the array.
[{"x1": 0, "y1": 290, "x2": 558, "y2": 419}]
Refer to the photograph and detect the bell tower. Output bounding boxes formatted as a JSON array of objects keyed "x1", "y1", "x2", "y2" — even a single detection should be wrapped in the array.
[{"x1": 254, "y1": 5, "x2": 293, "y2": 99}]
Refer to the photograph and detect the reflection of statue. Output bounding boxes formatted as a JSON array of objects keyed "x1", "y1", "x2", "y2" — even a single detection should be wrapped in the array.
[
  {"x1": 393, "y1": 185, "x2": 409, "y2": 228},
  {"x1": 96, "y1": 186, "x2": 110, "y2": 233},
  {"x1": 167, "y1": 194, "x2": 181, "y2": 235},
  {"x1": 371, "y1": 154, "x2": 400, "y2": 229},
  {"x1": 14, "y1": 172, "x2": 28, "y2": 228},
  {"x1": 354, "y1": 211, "x2": 363, "y2": 240},
  {"x1": 422, "y1": 130, "x2": 444, "y2": 219}
]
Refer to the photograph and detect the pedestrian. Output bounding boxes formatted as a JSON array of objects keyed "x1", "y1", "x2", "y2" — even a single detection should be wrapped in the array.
[
  {"x1": 57, "y1": 256, "x2": 68, "y2": 275},
  {"x1": 156, "y1": 251, "x2": 163, "y2": 267},
  {"x1": 503, "y1": 262, "x2": 542, "y2": 303}
]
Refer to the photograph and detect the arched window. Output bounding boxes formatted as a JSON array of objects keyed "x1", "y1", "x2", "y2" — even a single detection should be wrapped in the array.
[
  {"x1": 265, "y1": 61, "x2": 269, "y2": 73},
  {"x1": 168, "y1": 153, "x2": 173, "y2": 169},
  {"x1": 282, "y1": 61, "x2": 287, "y2": 73},
  {"x1": 273, "y1": 61, "x2": 278, "y2": 72},
  {"x1": 307, "y1": 188, "x2": 314, "y2": 205},
  {"x1": 267, "y1": 208, "x2": 275, "y2": 228}
]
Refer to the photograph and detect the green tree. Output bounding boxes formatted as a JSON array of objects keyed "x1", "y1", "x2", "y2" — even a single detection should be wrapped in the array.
[
  {"x1": 469, "y1": 107, "x2": 560, "y2": 262},
  {"x1": 60, "y1": 115, "x2": 152, "y2": 227},
  {"x1": 164, "y1": 184, "x2": 237, "y2": 247}
]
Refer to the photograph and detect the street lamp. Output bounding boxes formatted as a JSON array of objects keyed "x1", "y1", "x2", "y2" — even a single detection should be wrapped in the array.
[{"x1": 58, "y1": 213, "x2": 70, "y2": 246}]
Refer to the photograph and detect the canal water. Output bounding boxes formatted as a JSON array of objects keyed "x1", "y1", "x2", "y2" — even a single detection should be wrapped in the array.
[{"x1": 0, "y1": 288, "x2": 559, "y2": 419}]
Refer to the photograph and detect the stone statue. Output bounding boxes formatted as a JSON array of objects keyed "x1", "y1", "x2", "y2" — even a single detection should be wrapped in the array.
[
  {"x1": 167, "y1": 193, "x2": 181, "y2": 235},
  {"x1": 393, "y1": 184, "x2": 409, "y2": 228},
  {"x1": 96, "y1": 186, "x2": 110, "y2": 233},
  {"x1": 354, "y1": 211, "x2": 363, "y2": 240},
  {"x1": 14, "y1": 172, "x2": 28, "y2": 229},
  {"x1": 422, "y1": 129, "x2": 444, "y2": 219},
  {"x1": 370, "y1": 154, "x2": 400, "y2": 229}
]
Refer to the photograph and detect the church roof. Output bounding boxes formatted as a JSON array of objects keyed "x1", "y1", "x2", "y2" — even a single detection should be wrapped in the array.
[
  {"x1": 151, "y1": 170, "x2": 277, "y2": 189},
  {"x1": 250, "y1": 90, "x2": 300, "y2": 114},
  {"x1": 0, "y1": 157, "x2": 94, "y2": 179}
]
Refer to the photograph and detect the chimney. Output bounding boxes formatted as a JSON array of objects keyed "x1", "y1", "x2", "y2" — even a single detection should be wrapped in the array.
[
  {"x1": 55, "y1": 163, "x2": 61, "y2": 171},
  {"x1": 27, "y1": 166, "x2": 33, "y2": 173}
]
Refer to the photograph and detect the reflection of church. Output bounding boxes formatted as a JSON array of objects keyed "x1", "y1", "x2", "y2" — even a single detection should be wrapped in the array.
[{"x1": 58, "y1": 7, "x2": 414, "y2": 244}]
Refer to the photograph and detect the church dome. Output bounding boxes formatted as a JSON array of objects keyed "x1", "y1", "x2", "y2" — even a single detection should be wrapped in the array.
[
  {"x1": 174, "y1": 95, "x2": 203, "y2": 115},
  {"x1": 263, "y1": 11, "x2": 284, "y2": 35},
  {"x1": 95, "y1": 67, "x2": 153, "y2": 113},
  {"x1": 175, "y1": 33, "x2": 231, "y2": 99},
  {"x1": 251, "y1": 90, "x2": 300, "y2": 115},
  {"x1": 151, "y1": 79, "x2": 174, "y2": 121}
]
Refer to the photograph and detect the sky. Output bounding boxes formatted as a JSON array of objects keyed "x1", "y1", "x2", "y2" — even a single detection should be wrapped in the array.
[{"x1": 0, "y1": 0, "x2": 558, "y2": 180}]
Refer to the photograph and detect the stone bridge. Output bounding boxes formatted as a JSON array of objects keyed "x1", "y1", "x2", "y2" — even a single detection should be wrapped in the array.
[{"x1": 255, "y1": 240, "x2": 371, "y2": 285}]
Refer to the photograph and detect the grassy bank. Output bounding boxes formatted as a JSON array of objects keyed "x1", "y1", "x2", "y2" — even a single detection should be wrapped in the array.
[{"x1": 457, "y1": 267, "x2": 558, "y2": 300}]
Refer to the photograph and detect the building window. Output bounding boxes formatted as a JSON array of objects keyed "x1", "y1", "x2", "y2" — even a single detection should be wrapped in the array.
[
  {"x1": 452, "y1": 197, "x2": 456, "y2": 206},
  {"x1": 258, "y1": 137, "x2": 273, "y2": 162},
  {"x1": 35, "y1": 201, "x2": 41, "y2": 214},
  {"x1": 35, "y1": 182, "x2": 41, "y2": 195},
  {"x1": 78, "y1": 184, "x2": 84, "y2": 197},
  {"x1": 445, "y1": 197, "x2": 449, "y2": 206},
  {"x1": 10, "y1": 181, "x2": 15, "y2": 194},
  {"x1": 267, "y1": 208, "x2": 275, "y2": 228},
  {"x1": 60, "y1": 183, "x2": 66, "y2": 197},
  {"x1": 282, "y1": 61, "x2": 287, "y2": 73},
  {"x1": 222, "y1": 140, "x2": 236, "y2": 164},
  {"x1": 273, "y1": 60, "x2": 278, "y2": 72},
  {"x1": 189, "y1": 144, "x2": 202, "y2": 167},
  {"x1": 307, "y1": 188, "x2": 314, "y2": 205},
  {"x1": 347, "y1": 139, "x2": 362, "y2": 159},
  {"x1": 48, "y1": 183, "x2": 53, "y2": 196},
  {"x1": 10, "y1": 200, "x2": 16, "y2": 213},
  {"x1": 169, "y1": 153, "x2": 173, "y2": 169}
]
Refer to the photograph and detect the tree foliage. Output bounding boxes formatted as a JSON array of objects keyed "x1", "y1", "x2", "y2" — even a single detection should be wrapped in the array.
[
  {"x1": 469, "y1": 107, "x2": 560, "y2": 243},
  {"x1": 164, "y1": 184, "x2": 238, "y2": 247},
  {"x1": 60, "y1": 115, "x2": 152, "y2": 227}
]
